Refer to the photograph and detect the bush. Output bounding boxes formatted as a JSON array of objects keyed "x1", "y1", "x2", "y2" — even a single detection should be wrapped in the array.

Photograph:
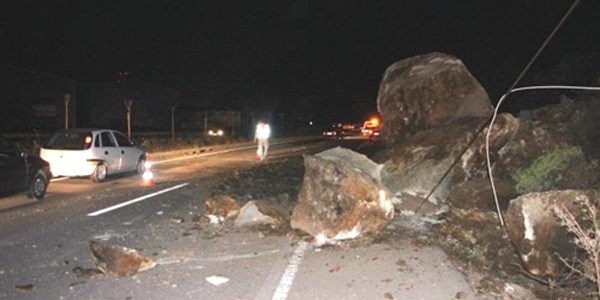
[{"x1": 513, "y1": 146, "x2": 585, "y2": 194}]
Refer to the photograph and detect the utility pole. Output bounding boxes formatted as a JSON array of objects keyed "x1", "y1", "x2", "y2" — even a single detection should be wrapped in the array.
[
  {"x1": 171, "y1": 106, "x2": 176, "y2": 141},
  {"x1": 64, "y1": 93, "x2": 71, "y2": 129},
  {"x1": 204, "y1": 110, "x2": 208, "y2": 135},
  {"x1": 124, "y1": 99, "x2": 133, "y2": 139}
]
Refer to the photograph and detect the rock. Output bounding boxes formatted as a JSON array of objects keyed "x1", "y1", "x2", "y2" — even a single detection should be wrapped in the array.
[
  {"x1": 15, "y1": 284, "x2": 34, "y2": 292},
  {"x1": 502, "y1": 282, "x2": 538, "y2": 300},
  {"x1": 291, "y1": 147, "x2": 393, "y2": 244},
  {"x1": 493, "y1": 97, "x2": 600, "y2": 191},
  {"x1": 89, "y1": 240, "x2": 156, "y2": 277},
  {"x1": 234, "y1": 200, "x2": 289, "y2": 227},
  {"x1": 170, "y1": 217, "x2": 184, "y2": 224},
  {"x1": 376, "y1": 52, "x2": 492, "y2": 144},
  {"x1": 380, "y1": 115, "x2": 518, "y2": 213},
  {"x1": 205, "y1": 275, "x2": 229, "y2": 286},
  {"x1": 447, "y1": 178, "x2": 517, "y2": 211},
  {"x1": 204, "y1": 195, "x2": 240, "y2": 220},
  {"x1": 72, "y1": 266, "x2": 103, "y2": 279},
  {"x1": 505, "y1": 190, "x2": 597, "y2": 276}
]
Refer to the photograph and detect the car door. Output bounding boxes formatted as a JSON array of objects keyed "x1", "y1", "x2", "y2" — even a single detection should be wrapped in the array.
[
  {"x1": 98, "y1": 131, "x2": 120, "y2": 174},
  {"x1": 112, "y1": 131, "x2": 138, "y2": 172},
  {"x1": 0, "y1": 141, "x2": 26, "y2": 195}
]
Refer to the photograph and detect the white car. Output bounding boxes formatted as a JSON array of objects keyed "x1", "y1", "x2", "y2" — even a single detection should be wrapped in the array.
[{"x1": 40, "y1": 129, "x2": 147, "y2": 182}]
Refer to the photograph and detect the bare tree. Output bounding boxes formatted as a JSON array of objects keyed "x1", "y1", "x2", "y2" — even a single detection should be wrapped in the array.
[
  {"x1": 124, "y1": 99, "x2": 133, "y2": 139},
  {"x1": 554, "y1": 197, "x2": 600, "y2": 298}
]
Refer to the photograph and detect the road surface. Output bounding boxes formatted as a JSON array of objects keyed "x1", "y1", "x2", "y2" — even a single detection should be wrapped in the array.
[{"x1": 0, "y1": 137, "x2": 481, "y2": 300}]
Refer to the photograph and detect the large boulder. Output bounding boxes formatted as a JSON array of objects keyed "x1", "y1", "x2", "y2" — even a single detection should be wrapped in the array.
[
  {"x1": 380, "y1": 114, "x2": 519, "y2": 213},
  {"x1": 291, "y1": 147, "x2": 393, "y2": 244},
  {"x1": 376, "y1": 52, "x2": 492, "y2": 144},
  {"x1": 505, "y1": 190, "x2": 598, "y2": 277}
]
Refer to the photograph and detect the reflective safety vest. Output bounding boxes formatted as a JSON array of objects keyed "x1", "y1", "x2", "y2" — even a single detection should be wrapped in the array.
[{"x1": 255, "y1": 123, "x2": 271, "y2": 139}]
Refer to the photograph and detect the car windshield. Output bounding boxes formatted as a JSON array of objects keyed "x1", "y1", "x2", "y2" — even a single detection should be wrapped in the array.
[{"x1": 44, "y1": 131, "x2": 91, "y2": 150}]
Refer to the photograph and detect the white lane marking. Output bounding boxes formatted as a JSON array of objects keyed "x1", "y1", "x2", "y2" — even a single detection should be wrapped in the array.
[
  {"x1": 152, "y1": 139, "x2": 317, "y2": 165},
  {"x1": 87, "y1": 183, "x2": 189, "y2": 216},
  {"x1": 50, "y1": 177, "x2": 70, "y2": 182},
  {"x1": 272, "y1": 242, "x2": 309, "y2": 300}
]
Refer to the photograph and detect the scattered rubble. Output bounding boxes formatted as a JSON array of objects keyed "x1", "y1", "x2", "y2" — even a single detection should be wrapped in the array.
[
  {"x1": 374, "y1": 53, "x2": 600, "y2": 298},
  {"x1": 89, "y1": 240, "x2": 156, "y2": 277},
  {"x1": 159, "y1": 52, "x2": 600, "y2": 298}
]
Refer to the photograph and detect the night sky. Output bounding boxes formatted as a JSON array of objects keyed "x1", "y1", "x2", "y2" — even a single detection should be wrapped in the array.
[{"x1": 2, "y1": 0, "x2": 599, "y2": 121}]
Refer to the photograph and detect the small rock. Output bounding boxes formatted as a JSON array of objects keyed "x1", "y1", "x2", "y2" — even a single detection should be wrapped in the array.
[
  {"x1": 235, "y1": 200, "x2": 289, "y2": 228},
  {"x1": 502, "y1": 282, "x2": 538, "y2": 300},
  {"x1": 205, "y1": 214, "x2": 223, "y2": 225},
  {"x1": 89, "y1": 240, "x2": 155, "y2": 277},
  {"x1": 204, "y1": 195, "x2": 241, "y2": 220},
  {"x1": 205, "y1": 275, "x2": 229, "y2": 286},
  {"x1": 15, "y1": 284, "x2": 34, "y2": 292},
  {"x1": 72, "y1": 266, "x2": 103, "y2": 279},
  {"x1": 170, "y1": 217, "x2": 184, "y2": 224}
]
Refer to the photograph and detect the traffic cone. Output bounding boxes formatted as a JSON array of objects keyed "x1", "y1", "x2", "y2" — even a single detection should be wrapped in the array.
[{"x1": 142, "y1": 170, "x2": 155, "y2": 186}]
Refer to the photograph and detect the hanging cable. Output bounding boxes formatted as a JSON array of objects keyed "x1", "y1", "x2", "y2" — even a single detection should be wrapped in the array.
[
  {"x1": 487, "y1": 0, "x2": 581, "y2": 227},
  {"x1": 414, "y1": 0, "x2": 582, "y2": 220}
]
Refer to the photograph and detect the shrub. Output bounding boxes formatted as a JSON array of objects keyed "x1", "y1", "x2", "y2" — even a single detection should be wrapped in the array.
[{"x1": 513, "y1": 146, "x2": 585, "y2": 194}]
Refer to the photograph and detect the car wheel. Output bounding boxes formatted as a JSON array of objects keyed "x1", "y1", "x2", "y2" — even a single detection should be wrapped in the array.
[
  {"x1": 91, "y1": 163, "x2": 108, "y2": 183},
  {"x1": 27, "y1": 170, "x2": 48, "y2": 200},
  {"x1": 136, "y1": 158, "x2": 146, "y2": 175}
]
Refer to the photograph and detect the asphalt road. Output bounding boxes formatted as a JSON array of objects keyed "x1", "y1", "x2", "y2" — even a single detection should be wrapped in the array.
[{"x1": 0, "y1": 137, "x2": 481, "y2": 300}]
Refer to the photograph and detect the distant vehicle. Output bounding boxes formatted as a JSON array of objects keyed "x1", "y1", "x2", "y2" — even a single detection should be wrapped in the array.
[
  {"x1": 369, "y1": 127, "x2": 380, "y2": 141},
  {"x1": 322, "y1": 128, "x2": 338, "y2": 138},
  {"x1": 322, "y1": 123, "x2": 362, "y2": 139},
  {"x1": 40, "y1": 129, "x2": 147, "y2": 182},
  {"x1": 0, "y1": 136, "x2": 51, "y2": 200},
  {"x1": 361, "y1": 118, "x2": 380, "y2": 136},
  {"x1": 207, "y1": 129, "x2": 225, "y2": 137},
  {"x1": 322, "y1": 124, "x2": 343, "y2": 139}
]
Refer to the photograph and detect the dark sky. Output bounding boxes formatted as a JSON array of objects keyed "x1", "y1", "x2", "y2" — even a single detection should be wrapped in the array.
[{"x1": 2, "y1": 0, "x2": 599, "y2": 119}]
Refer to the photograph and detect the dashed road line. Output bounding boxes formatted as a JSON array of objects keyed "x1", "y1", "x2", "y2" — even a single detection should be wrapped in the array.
[
  {"x1": 272, "y1": 241, "x2": 309, "y2": 300},
  {"x1": 87, "y1": 182, "x2": 189, "y2": 216}
]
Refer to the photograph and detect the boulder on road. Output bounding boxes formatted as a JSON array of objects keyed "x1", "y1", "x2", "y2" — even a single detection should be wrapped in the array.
[
  {"x1": 89, "y1": 240, "x2": 155, "y2": 277},
  {"x1": 505, "y1": 190, "x2": 598, "y2": 277},
  {"x1": 204, "y1": 195, "x2": 241, "y2": 220},
  {"x1": 376, "y1": 52, "x2": 492, "y2": 144},
  {"x1": 291, "y1": 147, "x2": 393, "y2": 244}
]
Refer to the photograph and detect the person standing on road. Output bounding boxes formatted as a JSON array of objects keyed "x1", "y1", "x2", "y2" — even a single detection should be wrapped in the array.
[{"x1": 254, "y1": 120, "x2": 271, "y2": 160}]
